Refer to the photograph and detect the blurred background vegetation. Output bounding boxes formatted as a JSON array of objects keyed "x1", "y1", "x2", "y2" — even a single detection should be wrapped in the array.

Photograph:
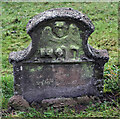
[{"x1": 1, "y1": 2, "x2": 119, "y2": 118}]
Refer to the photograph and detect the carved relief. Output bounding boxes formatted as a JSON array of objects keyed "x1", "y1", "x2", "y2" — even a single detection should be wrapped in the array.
[
  {"x1": 36, "y1": 21, "x2": 84, "y2": 60},
  {"x1": 51, "y1": 21, "x2": 69, "y2": 38},
  {"x1": 40, "y1": 48, "x2": 53, "y2": 58},
  {"x1": 54, "y1": 48, "x2": 64, "y2": 59}
]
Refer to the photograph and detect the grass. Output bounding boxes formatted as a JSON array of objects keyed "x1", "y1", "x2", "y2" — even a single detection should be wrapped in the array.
[
  {"x1": 2, "y1": 101, "x2": 120, "y2": 118},
  {"x1": 1, "y1": 74, "x2": 13, "y2": 109},
  {"x1": 104, "y1": 64, "x2": 120, "y2": 94},
  {"x1": 1, "y1": 2, "x2": 120, "y2": 118}
]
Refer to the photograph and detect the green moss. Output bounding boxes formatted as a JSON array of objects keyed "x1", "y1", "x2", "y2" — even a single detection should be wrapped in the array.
[
  {"x1": 70, "y1": 45, "x2": 79, "y2": 50},
  {"x1": 37, "y1": 66, "x2": 43, "y2": 71},
  {"x1": 82, "y1": 63, "x2": 94, "y2": 78},
  {"x1": 30, "y1": 68, "x2": 35, "y2": 72}
]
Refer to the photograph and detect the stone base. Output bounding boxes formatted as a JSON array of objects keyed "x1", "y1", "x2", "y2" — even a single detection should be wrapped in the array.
[
  {"x1": 8, "y1": 95, "x2": 30, "y2": 111},
  {"x1": 31, "y1": 96, "x2": 95, "y2": 110},
  {"x1": 8, "y1": 95, "x2": 96, "y2": 111}
]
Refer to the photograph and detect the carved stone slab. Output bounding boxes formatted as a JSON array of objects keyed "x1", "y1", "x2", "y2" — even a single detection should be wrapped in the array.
[{"x1": 9, "y1": 8, "x2": 109, "y2": 106}]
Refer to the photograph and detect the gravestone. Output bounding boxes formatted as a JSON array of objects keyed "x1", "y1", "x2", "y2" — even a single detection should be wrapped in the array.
[{"x1": 9, "y1": 8, "x2": 109, "y2": 109}]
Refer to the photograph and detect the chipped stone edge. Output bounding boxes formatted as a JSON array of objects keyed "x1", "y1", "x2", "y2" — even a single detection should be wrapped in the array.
[
  {"x1": 26, "y1": 7, "x2": 95, "y2": 35},
  {"x1": 88, "y1": 44, "x2": 109, "y2": 63},
  {"x1": 9, "y1": 42, "x2": 32, "y2": 64}
]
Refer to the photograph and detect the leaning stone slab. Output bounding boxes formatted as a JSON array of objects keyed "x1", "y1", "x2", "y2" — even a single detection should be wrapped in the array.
[{"x1": 8, "y1": 8, "x2": 109, "y2": 109}]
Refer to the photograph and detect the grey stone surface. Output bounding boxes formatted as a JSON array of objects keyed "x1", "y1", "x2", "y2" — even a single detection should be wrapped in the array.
[
  {"x1": 8, "y1": 95, "x2": 30, "y2": 111},
  {"x1": 41, "y1": 96, "x2": 93, "y2": 108},
  {"x1": 9, "y1": 8, "x2": 109, "y2": 109}
]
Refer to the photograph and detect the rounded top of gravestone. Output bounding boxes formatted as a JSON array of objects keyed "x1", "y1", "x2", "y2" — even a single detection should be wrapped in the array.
[{"x1": 26, "y1": 8, "x2": 95, "y2": 35}]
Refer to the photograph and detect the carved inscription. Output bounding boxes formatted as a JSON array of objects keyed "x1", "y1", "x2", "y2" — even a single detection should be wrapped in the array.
[{"x1": 22, "y1": 62, "x2": 94, "y2": 93}]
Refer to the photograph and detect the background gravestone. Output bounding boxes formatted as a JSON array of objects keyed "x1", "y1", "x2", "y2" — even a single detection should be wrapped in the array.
[{"x1": 9, "y1": 8, "x2": 109, "y2": 109}]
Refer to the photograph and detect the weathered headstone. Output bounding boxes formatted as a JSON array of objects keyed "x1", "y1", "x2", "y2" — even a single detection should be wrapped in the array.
[{"x1": 9, "y1": 8, "x2": 109, "y2": 109}]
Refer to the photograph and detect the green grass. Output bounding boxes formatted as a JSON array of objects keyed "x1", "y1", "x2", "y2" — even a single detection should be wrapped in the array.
[
  {"x1": 1, "y1": 74, "x2": 13, "y2": 109},
  {"x1": 1, "y1": 2, "x2": 119, "y2": 118},
  {"x1": 104, "y1": 64, "x2": 120, "y2": 94},
  {"x1": 2, "y1": 101, "x2": 120, "y2": 118}
]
